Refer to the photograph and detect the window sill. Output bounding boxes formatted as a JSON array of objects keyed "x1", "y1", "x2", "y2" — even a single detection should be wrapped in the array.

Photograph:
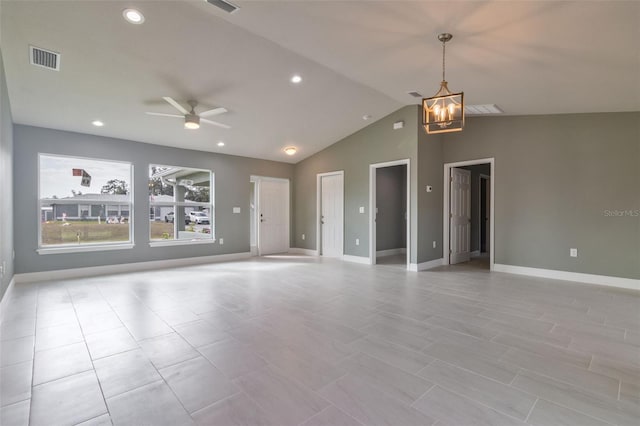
[
  {"x1": 149, "y1": 239, "x2": 216, "y2": 248},
  {"x1": 37, "y1": 243, "x2": 135, "y2": 255}
]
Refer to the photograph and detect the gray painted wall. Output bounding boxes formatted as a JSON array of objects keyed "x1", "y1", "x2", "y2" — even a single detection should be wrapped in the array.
[
  {"x1": 293, "y1": 106, "x2": 418, "y2": 261},
  {"x1": 0, "y1": 49, "x2": 14, "y2": 299},
  {"x1": 417, "y1": 117, "x2": 444, "y2": 264},
  {"x1": 376, "y1": 165, "x2": 406, "y2": 252},
  {"x1": 13, "y1": 125, "x2": 294, "y2": 274},
  {"x1": 443, "y1": 113, "x2": 640, "y2": 279}
]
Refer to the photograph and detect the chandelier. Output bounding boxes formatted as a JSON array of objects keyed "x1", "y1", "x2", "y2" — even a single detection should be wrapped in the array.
[{"x1": 422, "y1": 33, "x2": 464, "y2": 134}]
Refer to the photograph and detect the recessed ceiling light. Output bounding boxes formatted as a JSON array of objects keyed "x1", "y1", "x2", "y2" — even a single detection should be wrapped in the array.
[
  {"x1": 290, "y1": 74, "x2": 302, "y2": 84},
  {"x1": 92, "y1": 120, "x2": 104, "y2": 127},
  {"x1": 217, "y1": 141, "x2": 225, "y2": 147},
  {"x1": 284, "y1": 146, "x2": 297, "y2": 155},
  {"x1": 362, "y1": 114, "x2": 372, "y2": 121},
  {"x1": 123, "y1": 8, "x2": 145, "y2": 24}
]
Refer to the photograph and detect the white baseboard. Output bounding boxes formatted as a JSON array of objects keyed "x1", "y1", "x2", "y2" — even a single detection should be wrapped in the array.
[
  {"x1": 342, "y1": 255, "x2": 371, "y2": 265},
  {"x1": 288, "y1": 248, "x2": 319, "y2": 256},
  {"x1": 409, "y1": 258, "x2": 444, "y2": 272},
  {"x1": 0, "y1": 276, "x2": 16, "y2": 324},
  {"x1": 494, "y1": 264, "x2": 640, "y2": 291},
  {"x1": 15, "y1": 252, "x2": 252, "y2": 284},
  {"x1": 376, "y1": 248, "x2": 407, "y2": 257}
]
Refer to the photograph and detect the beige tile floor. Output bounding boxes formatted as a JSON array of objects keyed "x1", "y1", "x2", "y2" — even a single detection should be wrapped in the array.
[{"x1": 0, "y1": 255, "x2": 639, "y2": 425}]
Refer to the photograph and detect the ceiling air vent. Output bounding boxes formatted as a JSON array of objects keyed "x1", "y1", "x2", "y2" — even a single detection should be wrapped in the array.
[
  {"x1": 29, "y1": 46, "x2": 60, "y2": 71},
  {"x1": 407, "y1": 91, "x2": 423, "y2": 98},
  {"x1": 206, "y1": 0, "x2": 240, "y2": 14},
  {"x1": 465, "y1": 104, "x2": 504, "y2": 115}
]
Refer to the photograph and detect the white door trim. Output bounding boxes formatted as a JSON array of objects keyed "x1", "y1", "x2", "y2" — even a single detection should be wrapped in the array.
[
  {"x1": 479, "y1": 173, "x2": 491, "y2": 255},
  {"x1": 443, "y1": 158, "x2": 495, "y2": 270},
  {"x1": 316, "y1": 171, "x2": 345, "y2": 257},
  {"x1": 369, "y1": 159, "x2": 411, "y2": 269},
  {"x1": 251, "y1": 175, "x2": 290, "y2": 256}
]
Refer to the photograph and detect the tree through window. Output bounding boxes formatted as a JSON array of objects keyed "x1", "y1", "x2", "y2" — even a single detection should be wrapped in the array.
[{"x1": 149, "y1": 165, "x2": 214, "y2": 243}]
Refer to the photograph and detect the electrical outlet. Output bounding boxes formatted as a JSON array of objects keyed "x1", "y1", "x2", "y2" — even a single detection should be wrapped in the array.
[
  {"x1": 233, "y1": 207, "x2": 241, "y2": 213},
  {"x1": 355, "y1": 238, "x2": 360, "y2": 246},
  {"x1": 219, "y1": 238, "x2": 224, "y2": 245},
  {"x1": 433, "y1": 241, "x2": 436, "y2": 248},
  {"x1": 570, "y1": 248, "x2": 577, "y2": 257},
  {"x1": 302, "y1": 234, "x2": 305, "y2": 240},
  {"x1": 359, "y1": 206, "x2": 365, "y2": 214}
]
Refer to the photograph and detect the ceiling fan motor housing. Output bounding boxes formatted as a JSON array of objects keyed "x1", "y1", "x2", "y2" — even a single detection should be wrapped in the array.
[{"x1": 185, "y1": 114, "x2": 200, "y2": 129}]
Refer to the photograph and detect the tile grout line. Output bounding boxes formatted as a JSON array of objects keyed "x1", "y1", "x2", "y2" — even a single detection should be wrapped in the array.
[
  {"x1": 511, "y1": 371, "x2": 626, "y2": 426},
  {"x1": 410, "y1": 382, "x2": 437, "y2": 407},
  {"x1": 534, "y1": 397, "x2": 620, "y2": 426},
  {"x1": 189, "y1": 390, "x2": 242, "y2": 418},
  {"x1": 523, "y1": 397, "x2": 539, "y2": 423},
  {"x1": 295, "y1": 403, "x2": 365, "y2": 426},
  {"x1": 68, "y1": 284, "x2": 112, "y2": 423},
  {"x1": 26, "y1": 283, "x2": 41, "y2": 426},
  {"x1": 425, "y1": 381, "x2": 532, "y2": 424}
]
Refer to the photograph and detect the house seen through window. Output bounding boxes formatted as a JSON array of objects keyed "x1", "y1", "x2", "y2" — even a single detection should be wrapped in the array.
[
  {"x1": 38, "y1": 154, "x2": 133, "y2": 249},
  {"x1": 149, "y1": 165, "x2": 214, "y2": 243}
]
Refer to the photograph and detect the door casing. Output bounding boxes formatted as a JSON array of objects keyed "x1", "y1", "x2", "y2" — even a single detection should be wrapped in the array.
[
  {"x1": 443, "y1": 158, "x2": 495, "y2": 269},
  {"x1": 316, "y1": 171, "x2": 344, "y2": 257},
  {"x1": 251, "y1": 175, "x2": 290, "y2": 256},
  {"x1": 369, "y1": 159, "x2": 411, "y2": 269}
]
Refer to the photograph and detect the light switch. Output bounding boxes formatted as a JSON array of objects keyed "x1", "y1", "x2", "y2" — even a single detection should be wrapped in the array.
[
  {"x1": 219, "y1": 238, "x2": 224, "y2": 245},
  {"x1": 359, "y1": 206, "x2": 365, "y2": 214}
]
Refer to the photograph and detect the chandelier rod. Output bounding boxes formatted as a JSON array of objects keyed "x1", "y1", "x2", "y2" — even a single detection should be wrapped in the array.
[{"x1": 442, "y1": 38, "x2": 446, "y2": 82}]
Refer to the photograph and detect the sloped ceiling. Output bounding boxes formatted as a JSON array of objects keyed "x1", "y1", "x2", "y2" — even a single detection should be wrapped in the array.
[{"x1": 2, "y1": 0, "x2": 639, "y2": 163}]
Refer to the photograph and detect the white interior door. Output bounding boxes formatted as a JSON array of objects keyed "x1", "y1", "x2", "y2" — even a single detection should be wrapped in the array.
[
  {"x1": 258, "y1": 178, "x2": 289, "y2": 255},
  {"x1": 450, "y1": 167, "x2": 471, "y2": 264},
  {"x1": 320, "y1": 173, "x2": 344, "y2": 257}
]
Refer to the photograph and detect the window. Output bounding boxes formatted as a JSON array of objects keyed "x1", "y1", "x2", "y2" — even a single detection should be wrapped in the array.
[
  {"x1": 149, "y1": 165, "x2": 214, "y2": 244},
  {"x1": 38, "y1": 154, "x2": 133, "y2": 252}
]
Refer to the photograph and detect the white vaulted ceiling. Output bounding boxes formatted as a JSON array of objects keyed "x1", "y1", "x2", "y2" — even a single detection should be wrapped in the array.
[{"x1": 2, "y1": 1, "x2": 639, "y2": 163}]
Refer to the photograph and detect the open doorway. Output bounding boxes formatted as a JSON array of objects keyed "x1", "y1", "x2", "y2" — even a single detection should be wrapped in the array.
[
  {"x1": 369, "y1": 159, "x2": 410, "y2": 269},
  {"x1": 443, "y1": 158, "x2": 494, "y2": 270}
]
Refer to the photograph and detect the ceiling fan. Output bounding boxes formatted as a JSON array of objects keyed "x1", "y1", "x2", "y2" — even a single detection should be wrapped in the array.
[{"x1": 146, "y1": 97, "x2": 230, "y2": 130}]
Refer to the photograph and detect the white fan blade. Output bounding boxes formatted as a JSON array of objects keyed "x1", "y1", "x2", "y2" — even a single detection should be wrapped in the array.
[
  {"x1": 199, "y1": 107, "x2": 228, "y2": 118},
  {"x1": 146, "y1": 112, "x2": 184, "y2": 118},
  {"x1": 201, "y1": 118, "x2": 231, "y2": 129},
  {"x1": 162, "y1": 97, "x2": 189, "y2": 115}
]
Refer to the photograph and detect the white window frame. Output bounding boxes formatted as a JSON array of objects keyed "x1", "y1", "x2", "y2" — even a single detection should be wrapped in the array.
[
  {"x1": 148, "y1": 164, "x2": 215, "y2": 247},
  {"x1": 37, "y1": 153, "x2": 135, "y2": 254}
]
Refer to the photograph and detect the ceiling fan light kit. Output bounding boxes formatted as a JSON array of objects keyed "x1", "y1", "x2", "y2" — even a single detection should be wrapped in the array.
[
  {"x1": 184, "y1": 115, "x2": 200, "y2": 130},
  {"x1": 422, "y1": 33, "x2": 464, "y2": 134},
  {"x1": 146, "y1": 97, "x2": 230, "y2": 130}
]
